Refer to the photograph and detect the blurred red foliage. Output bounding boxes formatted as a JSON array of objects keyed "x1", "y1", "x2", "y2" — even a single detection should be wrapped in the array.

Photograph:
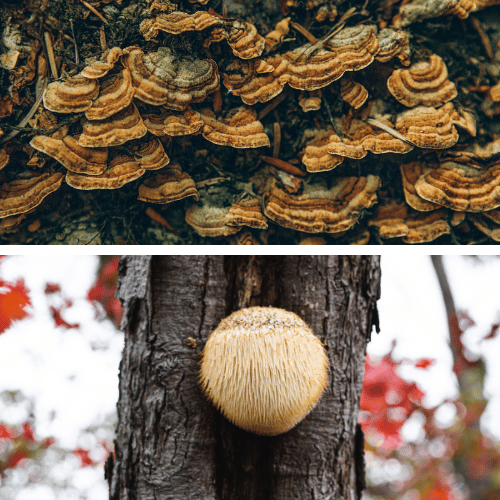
[
  {"x1": 0, "y1": 279, "x2": 31, "y2": 334},
  {"x1": 87, "y1": 257, "x2": 123, "y2": 328}
]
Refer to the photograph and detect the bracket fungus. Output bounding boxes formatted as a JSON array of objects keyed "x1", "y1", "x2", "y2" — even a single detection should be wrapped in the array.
[
  {"x1": 264, "y1": 175, "x2": 380, "y2": 233},
  {"x1": 84, "y1": 68, "x2": 135, "y2": 121},
  {"x1": 66, "y1": 155, "x2": 146, "y2": 190},
  {"x1": 226, "y1": 197, "x2": 268, "y2": 229},
  {"x1": 140, "y1": 11, "x2": 224, "y2": 39},
  {"x1": 185, "y1": 203, "x2": 242, "y2": 237},
  {"x1": 394, "y1": 0, "x2": 481, "y2": 27},
  {"x1": 200, "y1": 107, "x2": 270, "y2": 148},
  {"x1": 0, "y1": 172, "x2": 64, "y2": 218},
  {"x1": 414, "y1": 161, "x2": 500, "y2": 212},
  {"x1": 122, "y1": 46, "x2": 219, "y2": 110},
  {"x1": 301, "y1": 127, "x2": 344, "y2": 172},
  {"x1": 374, "y1": 29, "x2": 411, "y2": 66},
  {"x1": 402, "y1": 209, "x2": 451, "y2": 244},
  {"x1": 81, "y1": 47, "x2": 124, "y2": 79},
  {"x1": 79, "y1": 103, "x2": 147, "y2": 148},
  {"x1": 137, "y1": 164, "x2": 198, "y2": 204},
  {"x1": 387, "y1": 55, "x2": 457, "y2": 108},
  {"x1": 142, "y1": 107, "x2": 203, "y2": 137},
  {"x1": 43, "y1": 75, "x2": 99, "y2": 114},
  {"x1": 340, "y1": 78, "x2": 368, "y2": 109},
  {"x1": 200, "y1": 307, "x2": 328, "y2": 435},
  {"x1": 395, "y1": 105, "x2": 459, "y2": 149},
  {"x1": 30, "y1": 135, "x2": 108, "y2": 175},
  {"x1": 400, "y1": 162, "x2": 442, "y2": 212},
  {"x1": 205, "y1": 21, "x2": 266, "y2": 60}
]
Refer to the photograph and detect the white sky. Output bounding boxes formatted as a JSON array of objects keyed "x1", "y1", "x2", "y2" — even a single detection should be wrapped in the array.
[{"x1": 0, "y1": 254, "x2": 499, "y2": 499}]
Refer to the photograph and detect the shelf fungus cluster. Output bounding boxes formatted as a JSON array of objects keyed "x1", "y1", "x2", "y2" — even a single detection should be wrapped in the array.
[{"x1": 1, "y1": 0, "x2": 499, "y2": 243}]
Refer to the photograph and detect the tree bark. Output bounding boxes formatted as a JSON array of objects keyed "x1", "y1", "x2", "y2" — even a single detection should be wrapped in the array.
[{"x1": 110, "y1": 255, "x2": 381, "y2": 500}]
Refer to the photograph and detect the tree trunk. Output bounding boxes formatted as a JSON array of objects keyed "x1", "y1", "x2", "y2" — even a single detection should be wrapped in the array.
[{"x1": 109, "y1": 255, "x2": 381, "y2": 500}]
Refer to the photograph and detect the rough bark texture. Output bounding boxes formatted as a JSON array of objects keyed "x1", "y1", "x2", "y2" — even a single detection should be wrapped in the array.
[{"x1": 111, "y1": 255, "x2": 381, "y2": 500}]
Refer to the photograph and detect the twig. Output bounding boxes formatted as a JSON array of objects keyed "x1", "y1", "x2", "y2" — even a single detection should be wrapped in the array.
[
  {"x1": 298, "y1": 7, "x2": 356, "y2": 60},
  {"x1": 70, "y1": 19, "x2": 80, "y2": 65},
  {"x1": 367, "y1": 118, "x2": 415, "y2": 146},
  {"x1": 273, "y1": 122, "x2": 281, "y2": 158},
  {"x1": 145, "y1": 207, "x2": 177, "y2": 233},
  {"x1": 43, "y1": 32, "x2": 58, "y2": 78},
  {"x1": 258, "y1": 92, "x2": 287, "y2": 120},
  {"x1": 100, "y1": 24, "x2": 107, "y2": 51},
  {"x1": 290, "y1": 21, "x2": 317, "y2": 44},
  {"x1": 79, "y1": 0, "x2": 109, "y2": 25},
  {"x1": 322, "y1": 95, "x2": 339, "y2": 135},
  {"x1": 0, "y1": 78, "x2": 48, "y2": 144},
  {"x1": 469, "y1": 16, "x2": 494, "y2": 61},
  {"x1": 260, "y1": 155, "x2": 306, "y2": 176},
  {"x1": 195, "y1": 177, "x2": 229, "y2": 188}
]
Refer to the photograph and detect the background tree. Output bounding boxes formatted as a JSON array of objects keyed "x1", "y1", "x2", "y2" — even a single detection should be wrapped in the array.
[{"x1": 108, "y1": 255, "x2": 381, "y2": 499}]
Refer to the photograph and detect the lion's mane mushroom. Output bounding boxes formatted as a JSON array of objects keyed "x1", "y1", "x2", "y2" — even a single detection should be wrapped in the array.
[{"x1": 199, "y1": 306, "x2": 328, "y2": 436}]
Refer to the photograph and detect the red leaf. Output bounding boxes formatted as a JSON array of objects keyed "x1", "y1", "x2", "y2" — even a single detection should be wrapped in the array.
[
  {"x1": 21, "y1": 422, "x2": 34, "y2": 441},
  {"x1": 50, "y1": 306, "x2": 79, "y2": 329},
  {"x1": 41, "y1": 437, "x2": 55, "y2": 448},
  {"x1": 0, "y1": 279, "x2": 31, "y2": 334},
  {"x1": 44, "y1": 283, "x2": 61, "y2": 294},
  {"x1": 87, "y1": 257, "x2": 123, "y2": 327},
  {"x1": 484, "y1": 322, "x2": 499, "y2": 340},
  {"x1": 415, "y1": 358, "x2": 435, "y2": 369},
  {"x1": 0, "y1": 423, "x2": 14, "y2": 439},
  {"x1": 5, "y1": 449, "x2": 29, "y2": 468},
  {"x1": 73, "y1": 448, "x2": 96, "y2": 467}
]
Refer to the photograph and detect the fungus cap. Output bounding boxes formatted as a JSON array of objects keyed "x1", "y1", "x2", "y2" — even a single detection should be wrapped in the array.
[{"x1": 200, "y1": 306, "x2": 328, "y2": 435}]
